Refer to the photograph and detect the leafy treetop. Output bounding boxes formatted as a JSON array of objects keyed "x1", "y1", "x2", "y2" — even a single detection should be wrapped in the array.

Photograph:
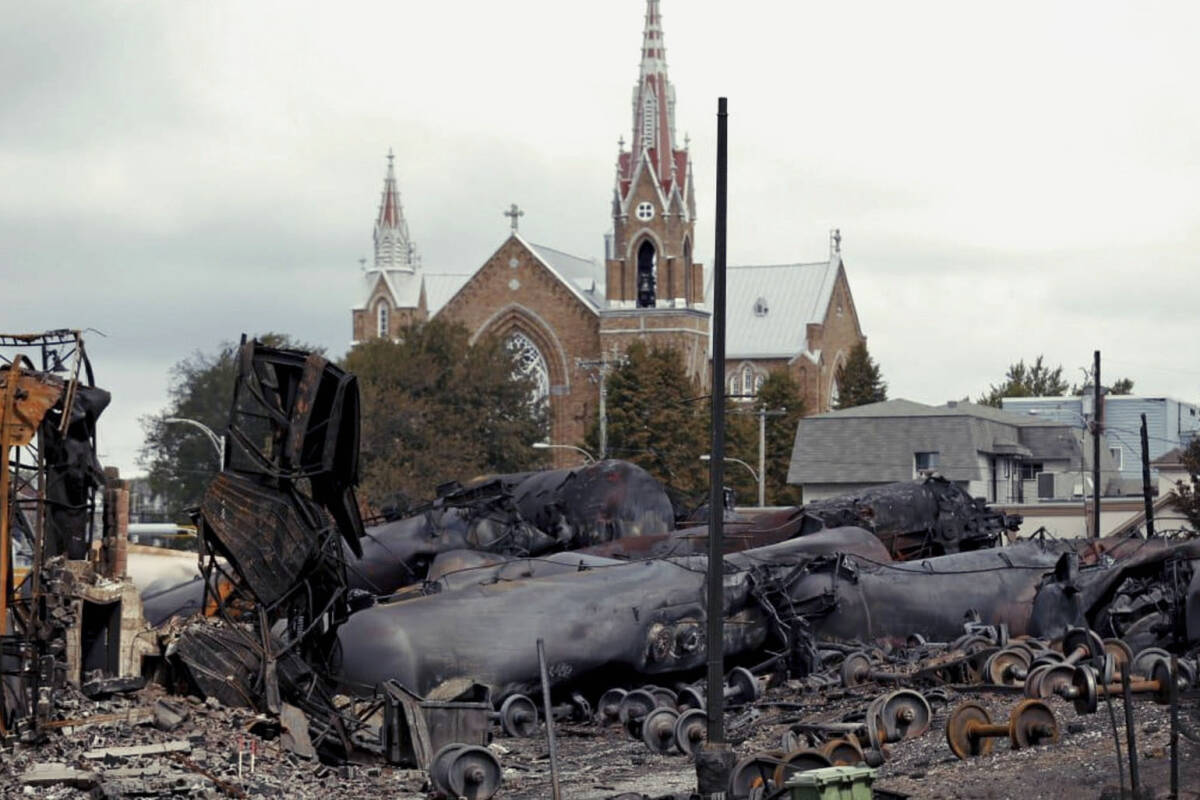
[{"x1": 834, "y1": 342, "x2": 887, "y2": 410}]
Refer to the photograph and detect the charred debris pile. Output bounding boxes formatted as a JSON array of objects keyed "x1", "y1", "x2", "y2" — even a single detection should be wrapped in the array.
[{"x1": 3, "y1": 336, "x2": 1199, "y2": 799}]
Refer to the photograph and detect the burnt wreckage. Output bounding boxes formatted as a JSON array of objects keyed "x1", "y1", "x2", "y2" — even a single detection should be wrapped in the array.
[
  {"x1": 1, "y1": 331, "x2": 157, "y2": 738},
  {"x1": 157, "y1": 344, "x2": 1198, "y2": 760},
  {"x1": 171, "y1": 339, "x2": 369, "y2": 751}
]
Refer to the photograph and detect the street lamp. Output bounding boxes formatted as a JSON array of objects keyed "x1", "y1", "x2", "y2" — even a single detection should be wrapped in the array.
[
  {"x1": 532, "y1": 442, "x2": 596, "y2": 465},
  {"x1": 164, "y1": 417, "x2": 224, "y2": 466},
  {"x1": 700, "y1": 453, "x2": 762, "y2": 507}
]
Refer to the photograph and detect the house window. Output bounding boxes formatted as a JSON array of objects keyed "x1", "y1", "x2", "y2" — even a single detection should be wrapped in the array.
[
  {"x1": 753, "y1": 297, "x2": 769, "y2": 316},
  {"x1": 636, "y1": 202, "x2": 654, "y2": 221},
  {"x1": 914, "y1": 451, "x2": 940, "y2": 473},
  {"x1": 1020, "y1": 461, "x2": 1044, "y2": 481},
  {"x1": 742, "y1": 367, "x2": 753, "y2": 396},
  {"x1": 729, "y1": 374, "x2": 740, "y2": 395},
  {"x1": 754, "y1": 375, "x2": 764, "y2": 393},
  {"x1": 1109, "y1": 447, "x2": 1123, "y2": 470},
  {"x1": 376, "y1": 302, "x2": 390, "y2": 338}
]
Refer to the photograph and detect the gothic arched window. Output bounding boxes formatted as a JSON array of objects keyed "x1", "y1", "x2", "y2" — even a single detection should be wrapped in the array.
[
  {"x1": 636, "y1": 240, "x2": 657, "y2": 308},
  {"x1": 742, "y1": 367, "x2": 754, "y2": 396},
  {"x1": 376, "y1": 301, "x2": 390, "y2": 338},
  {"x1": 729, "y1": 373, "x2": 740, "y2": 396},
  {"x1": 505, "y1": 331, "x2": 550, "y2": 406}
]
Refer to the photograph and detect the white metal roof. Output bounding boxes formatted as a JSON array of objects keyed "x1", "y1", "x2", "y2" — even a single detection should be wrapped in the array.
[
  {"x1": 355, "y1": 268, "x2": 422, "y2": 311},
  {"x1": 530, "y1": 243, "x2": 606, "y2": 308},
  {"x1": 709, "y1": 255, "x2": 841, "y2": 358},
  {"x1": 423, "y1": 273, "x2": 471, "y2": 315}
]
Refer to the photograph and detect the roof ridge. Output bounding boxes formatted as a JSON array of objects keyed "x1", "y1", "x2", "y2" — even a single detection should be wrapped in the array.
[
  {"x1": 728, "y1": 261, "x2": 830, "y2": 270},
  {"x1": 529, "y1": 242, "x2": 595, "y2": 262}
]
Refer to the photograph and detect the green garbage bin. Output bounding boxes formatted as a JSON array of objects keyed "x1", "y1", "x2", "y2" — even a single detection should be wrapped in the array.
[{"x1": 785, "y1": 765, "x2": 876, "y2": 800}]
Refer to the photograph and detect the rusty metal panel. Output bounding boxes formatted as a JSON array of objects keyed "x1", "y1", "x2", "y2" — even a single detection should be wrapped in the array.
[{"x1": 198, "y1": 473, "x2": 318, "y2": 607}]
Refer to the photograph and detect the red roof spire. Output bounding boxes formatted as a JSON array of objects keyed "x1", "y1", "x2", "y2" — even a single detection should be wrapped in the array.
[
  {"x1": 635, "y1": 0, "x2": 675, "y2": 179},
  {"x1": 615, "y1": 0, "x2": 690, "y2": 211},
  {"x1": 374, "y1": 149, "x2": 417, "y2": 270}
]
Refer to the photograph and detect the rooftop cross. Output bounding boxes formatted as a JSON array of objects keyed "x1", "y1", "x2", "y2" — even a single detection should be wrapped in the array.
[
  {"x1": 831, "y1": 228, "x2": 842, "y2": 255},
  {"x1": 504, "y1": 203, "x2": 525, "y2": 232}
]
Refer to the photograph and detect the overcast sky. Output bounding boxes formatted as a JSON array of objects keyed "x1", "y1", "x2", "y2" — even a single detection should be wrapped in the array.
[{"x1": 3, "y1": 0, "x2": 1198, "y2": 476}]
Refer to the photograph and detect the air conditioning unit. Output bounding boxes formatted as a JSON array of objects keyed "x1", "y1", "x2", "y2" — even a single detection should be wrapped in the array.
[{"x1": 1037, "y1": 471, "x2": 1078, "y2": 500}]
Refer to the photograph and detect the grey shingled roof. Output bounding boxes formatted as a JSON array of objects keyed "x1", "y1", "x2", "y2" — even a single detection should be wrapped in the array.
[{"x1": 787, "y1": 399, "x2": 1094, "y2": 485}]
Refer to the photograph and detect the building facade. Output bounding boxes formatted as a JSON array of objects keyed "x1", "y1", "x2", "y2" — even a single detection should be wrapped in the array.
[
  {"x1": 350, "y1": 0, "x2": 868, "y2": 456},
  {"x1": 787, "y1": 399, "x2": 1121, "y2": 504},
  {"x1": 719, "y1": 235, "x2": 865, "y2": 414},
  {"x1": 1002, "y1": 395, "x2": 1200, "y2": 486}
]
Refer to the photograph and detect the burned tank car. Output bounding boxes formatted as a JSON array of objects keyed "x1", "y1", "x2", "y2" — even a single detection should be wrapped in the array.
[
  {"x1": 795, "y1": 475, "x2": 1022, "y2": 559},
  {"x1": 344, "y1": 459, "x2": 673, "y2": 594},
  {"x1": 511, "y1": 458, "x2": 674, "y2": 547}
]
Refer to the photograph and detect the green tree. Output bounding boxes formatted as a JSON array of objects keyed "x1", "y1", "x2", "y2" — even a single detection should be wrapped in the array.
[
  {"x1": 1110, "y1": 378, "x2": 1135, "y2": 395},
  {"x1": 1071, "y1": 377, "x2": 1135, "y2": 396},
  {"x1": 586, "y1": 341, "x2": 708, "y2": 502},
  {"x1": 725, "y1": 370, "x2": 806, "y2": 506},
  {"x1": 139, "y1": 333, "x2": 312, "y2": 522},
  {"x1": 1170, "y1": 437, "x2": 1200, "y2": 530},
  {"x1": 344, "y1": 318, "x2": 547, "y2": 509},
  {"x1": 978, "y1": 355, "x2": 1069, "y2": 407},
  {"x1": 834, "y1": 342, "x2": 887, "y2": 409}
]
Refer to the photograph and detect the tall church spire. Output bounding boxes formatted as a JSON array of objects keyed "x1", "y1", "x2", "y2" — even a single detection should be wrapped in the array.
[
  {"x1": 633, "y1": 0, "x2": 676, "y2": 180},
  {"x1": 374, "y1": 149, "x2": 418, "y2": 271},
  {"x1": 606, "y1": 0, "x2": 702, "y2": 311}
]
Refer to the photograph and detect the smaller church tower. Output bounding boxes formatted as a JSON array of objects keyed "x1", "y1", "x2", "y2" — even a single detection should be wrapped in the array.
[
  {"x1": 374, "y1": 150, "x2": 418, "y2": 271},
  {"x1": 351, "y1": 150, "x2": 428, "y2": 343},
  {"x1": 600, "y1": 0, "x2": 708, "y2": 380}
]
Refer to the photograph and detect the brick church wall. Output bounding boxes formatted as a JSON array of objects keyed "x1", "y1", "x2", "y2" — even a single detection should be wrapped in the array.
[{"x1": 436, "y1": 237, "x2": 602, "y2": 462}]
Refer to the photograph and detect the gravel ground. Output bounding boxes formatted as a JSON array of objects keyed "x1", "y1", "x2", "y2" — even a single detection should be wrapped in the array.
[{"x1": 3, "y1": 681, "x2": 1197, "y2": 799}]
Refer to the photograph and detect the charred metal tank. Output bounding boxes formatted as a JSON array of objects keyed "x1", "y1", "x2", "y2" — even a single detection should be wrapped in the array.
[
  {"x1": 345, "y1": 459, "x2": 674, "y2": 594},
  {"x1": 793, "y1": 476, "x2": 1022, "y2": 559},
  {"x1": 332, "y1": 530, "x2": 1200, "y2": 700},
  {"x1": 332, "y1": 527, "x2": 893, "y2": 698}
]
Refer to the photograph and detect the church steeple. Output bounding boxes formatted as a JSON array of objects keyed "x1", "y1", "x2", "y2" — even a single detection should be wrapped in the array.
[
  {"x1": 634, "y1": 0, "x2": 676, "y2": 179},
  {"x1": 374, "y1": 149, "x2": 418, "y2": 271},
  {"x1": 606, "y1": 0, "x2": 701, "y2": 310}
]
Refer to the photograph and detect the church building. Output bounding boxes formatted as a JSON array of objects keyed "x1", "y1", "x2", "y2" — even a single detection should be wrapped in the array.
[{"x1": 351, "y1": 0, "x2": 866, "y2": 460}]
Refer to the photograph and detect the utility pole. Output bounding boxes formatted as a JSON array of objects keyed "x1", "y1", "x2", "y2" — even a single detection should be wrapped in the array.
[
  {"x1": 1140, "y1": 413, "x2": 1155, "y2": 537},
  {"x1": 577, "y1": 352, "x2": 626, "y2": 460},
  {"x1": 727, "y1": 398, "x2": 786, "y2": 507},
  {"x1": 758, "y1": 407, "x2": 765, "y2": 508},
  {"x1": 1092, "y1": 350, "x2": 1102, "y2": 539},
  {"x1": 753, "y1": 405, "x2": 787, "y2": 507},
  {"x1": 697, "y1": 97, "x2": 734, "y2": 798}
]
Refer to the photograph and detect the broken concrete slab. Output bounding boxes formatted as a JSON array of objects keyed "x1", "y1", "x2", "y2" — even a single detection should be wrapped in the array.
[
  {"x1": 153, "y1": 697, "x2": 191, "y2": 732},
  {"x1": 280, "y1": 702, "x2": 317, "y2": 759},
  {"x1": 20, "y1": 763, "x2": 99, "y2": 788},
  {"x1": 82, "y1": 740, "x2": 192, "y2": 759}
]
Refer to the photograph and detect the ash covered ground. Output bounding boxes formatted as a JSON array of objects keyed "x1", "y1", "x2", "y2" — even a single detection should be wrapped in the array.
[{"x1": 5, "y1": 679, "x2": 1197, "y2": 799}]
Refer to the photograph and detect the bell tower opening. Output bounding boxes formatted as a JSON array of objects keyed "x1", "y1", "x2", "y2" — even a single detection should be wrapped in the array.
[{"x1": 636, "y1": 240, "x2": 657, "y2": 308}]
